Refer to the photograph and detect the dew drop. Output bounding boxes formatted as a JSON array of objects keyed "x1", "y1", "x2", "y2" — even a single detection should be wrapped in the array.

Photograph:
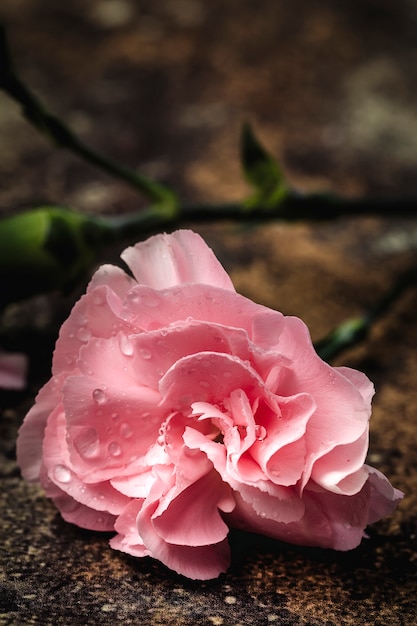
[
  {"x1": 139, "y1": 348, "x2": 152, "y2": 360},
  {"x1": 76, "y1": 326, "x2": 91, "y2": 342},
  {"x1": 119, "y1": 334, "x2": 134, "y2": 356},
  {"x1": 120, "y1": 423, "x2": 133, "y2": 438},
  {"x1": 111, "y1": 412, "x2": 119, "y2": 421},
  {"x1": 92, "y1": 388, "x2": 107, "y2": 404},
  {"x1": 254, "y1": 425, "x2": 267, "y2": 441},
  {"x1": 108, "y1": 441, "x2": 122, "y2": 457},
  {"x1": 343, "y1": 522, "x2": 352, "y2": 530},
  {"x1": 53, "y1": 465, "x2": 72, "y2": 483},
  {"x1": 64, "y1": 354, "x2": 74, "y2": 366},
  {"x1": 127, "y1": 291, "x2": 141, "y2": 304},
  {"x1": 199, "y1": 380, "x2": 210, "y2": 389},
  {"x1": 222, "y1": 371, "x2": 232, "y2": 379},
  {"x1": 79, "y1": 360, "x2": 94, "y2": 376}
]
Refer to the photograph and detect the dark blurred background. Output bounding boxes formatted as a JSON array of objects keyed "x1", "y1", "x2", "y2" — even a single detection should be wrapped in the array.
[{"x1": 1, "y1": 2, "x2": 417, "y2": 625}]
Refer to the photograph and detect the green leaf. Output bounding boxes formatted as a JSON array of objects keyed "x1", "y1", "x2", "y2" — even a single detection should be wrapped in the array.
[
  {"x1": 241, "y1": 123, "x2": 288, "y2": 209},
  {"x1": 314, "y1": 317, "x2": 369, "y2": 362}
]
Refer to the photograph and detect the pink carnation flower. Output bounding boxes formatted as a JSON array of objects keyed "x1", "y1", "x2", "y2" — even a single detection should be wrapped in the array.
[{"x1": 17, "y1": 230, "x2": 403, "y2": 579}]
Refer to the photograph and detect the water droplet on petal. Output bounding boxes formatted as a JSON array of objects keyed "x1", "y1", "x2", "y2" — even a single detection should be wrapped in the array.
[
  {"x1": 254, "y1": 425, "x2": 267, "y2": 441},
  {"x1": 199, "y1": 380, "x2": 210, "y2": 389},
  {"x1": 76, "y1": 326, "x2": 91, "y2": 342},
  {"x1": 120, "y1": 423, "x2": 133, "y2": 438},
  {"x1": 127, "y1": 291, "x2": 141, "y2": 304},
  {"x1": 222, "y1": 371, "x2": 232, "y2": 379},
  {"x1": 92, "y1": 388, "x2": 107, "y2": 404},
  {"x1": 108, "y1": 441, "x2": 122, "y2": 457},
  {"x1": 119, "y1": 334, "x2": 134, "y2": 356},
  {"x1": 53, "y1": 465, "x2": 72, "y2": 483},
  {"x1": 139, "y1": 348, "x2": 152, "y2": 360}
]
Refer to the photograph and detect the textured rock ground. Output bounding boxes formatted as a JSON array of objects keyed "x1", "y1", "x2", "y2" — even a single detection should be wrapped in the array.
[{"x1": 1, "y1": 1, "x2": 416, "y2": 624}]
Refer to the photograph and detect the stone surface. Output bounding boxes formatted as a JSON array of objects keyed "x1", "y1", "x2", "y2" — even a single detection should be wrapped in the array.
[{"x1": 1, "y1": 1, "x2": 417, "y2": 625}]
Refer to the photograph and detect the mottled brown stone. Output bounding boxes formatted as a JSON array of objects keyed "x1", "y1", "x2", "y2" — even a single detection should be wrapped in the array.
[{"x1": 1, "y1": 1, "x2": 416, "y2": 624}]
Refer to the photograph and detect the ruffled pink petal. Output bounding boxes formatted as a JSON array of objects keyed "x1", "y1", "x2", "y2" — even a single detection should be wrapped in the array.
[
  {"x1": 110, "y1": 499, "x2": 150, "y2": 557},
  {"x1": 268, "y1": 317, "x2": 371, "y2": 483},
  {"x1": 152, "y1": 470, "x2": 235, "y2": 547},
  {"x1": 128, "y1": 320, "x2": 251, "y2": 390},
  {"x1": 121, "y1": 230, "x2": 235, "y2": 292},
  {"x1": 42, "y1": 408, "x2": 129, "y2": 515},
  {"x1": 111, "y1": 468, "x2": 156, "y2": 498},
  {"x1": 250, "y1": 393, "x2": 315, "y2": 486},
  {"x1": 53, "y1": 490, "x2": 117, "y2": 531},
  {"x1": 88, "y1": 263, "x2": 136, "y2": 298},
  {"x1": 228, "y1": 467, "x2": 403, "y2": 552},
  {"x1": 17, "y1": 373, "x2": 66, "y2": 482},
  {"x1": 159, "y1": 351, "x2": 265, "y2": 411},
  {"x1": 0, "y1": 350, "x2": 27, "y2": 389},
  {"x1": 311, "y1": 430, "x2": 369, "y2": 495},
  {"x1": 334, "y1": 366, "x2": 375, "y2": 406},
  {"x1": 52, "y1": 279, "x2": 136, "y2": 375},
  {"x1": 62, "y1": 375, "x2": 164, "y2": 481},
  {"x1": 117, "y1": 283, "x2": 267, "y2": 336},
  {"x1": 365, "y1": 465, "x2": 404, "y2": 524},
  {"x1": 36, "y1": 469, "x2": 117, "y2": 534},
  {"x1": 227, "y1": 481, "x2": 368, "y2": 550},
  {"x1": 250, "y1": 309, "x2": 286, "y2": 350},
  {"x1": 137, "y1": 499, "x2": 231, "y2": 579},
  {"x1": 51, "y1": 294, "x2": 90, "y2": 376},
  {"x1": 183, "y1": 426, "x2": 305, "y2": 524}
]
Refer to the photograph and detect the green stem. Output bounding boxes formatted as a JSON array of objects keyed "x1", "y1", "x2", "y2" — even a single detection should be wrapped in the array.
[
  {"x1": 0, "y1": 25, "x2": 176, "y2": 206},
  {"x1": 174, "y1": 194, "x2": 417, "y2": 221},
  {"x1": 314, "y1": 263, "x2": 417, "y2": 362},
  {"x1": 2, "y1": 27, "x2": 417, "y2": 221}
]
